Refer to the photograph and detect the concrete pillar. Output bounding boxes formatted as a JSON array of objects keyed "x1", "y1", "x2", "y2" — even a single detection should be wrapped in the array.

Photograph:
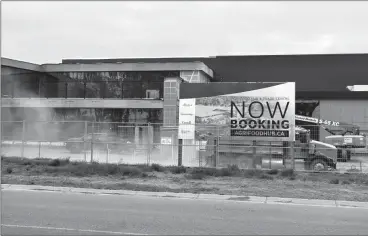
[
  {"x1": 163, "y1": 77, "x2": 182, "y2": 126},
  {"x1": 161, "y1": 77, "x2": 182, "y2": 164}
]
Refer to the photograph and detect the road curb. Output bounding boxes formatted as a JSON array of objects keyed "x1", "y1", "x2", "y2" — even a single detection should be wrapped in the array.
[
  {"x1": 336, "y1": 200, "x2": 368, "y2": 209},
  {"x1": 2, "y1": 184, "x2": 368, "y2": 209},
  {"x1": 266, "y1": 197, "x2": 338, "y2": 208}
]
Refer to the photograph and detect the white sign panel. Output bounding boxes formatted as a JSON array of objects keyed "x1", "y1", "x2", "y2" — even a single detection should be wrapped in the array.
[
  {"x1": 295, "y1": 114, "x2": 340, "y2": 127},
  {"x1": 295, "y1": 115, "x2": 319, "y2": 124},
  {"x1": 161, "y1": 137, "x2": 172, "y2": 145},
  {"x1": 178, "y1": 99, "x2": 196, "y2": 139},
  {"x1": 344, "y1": 137, "x2": 353, "y2": 144},
  {"x1": 180, "y1": 82, "x2": 296, "y2": 142}
]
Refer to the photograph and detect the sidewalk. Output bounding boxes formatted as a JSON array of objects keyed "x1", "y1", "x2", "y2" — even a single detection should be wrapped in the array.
[{"x1": 2, "y1": 184, "x2": 368, "y2": 209}]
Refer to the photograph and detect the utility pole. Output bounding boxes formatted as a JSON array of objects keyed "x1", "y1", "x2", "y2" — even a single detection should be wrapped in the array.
[{"x1": 0, "y1": 27, "x2": 3, "y2": 236}]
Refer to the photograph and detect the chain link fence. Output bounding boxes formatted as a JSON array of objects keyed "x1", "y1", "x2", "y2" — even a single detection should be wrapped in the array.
[{"x1": 1, "y1": 121, "x2": 367, "y2": 173}]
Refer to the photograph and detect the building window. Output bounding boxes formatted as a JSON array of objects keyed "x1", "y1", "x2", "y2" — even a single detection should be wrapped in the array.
[{"x1": 2, "y1": 69, "x2": 176, "y2": 99}]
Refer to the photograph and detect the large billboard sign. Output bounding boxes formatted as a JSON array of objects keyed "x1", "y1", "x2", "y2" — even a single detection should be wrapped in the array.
[{"x1": 179, "y1": 82, "x2": 296, "y2": 141}]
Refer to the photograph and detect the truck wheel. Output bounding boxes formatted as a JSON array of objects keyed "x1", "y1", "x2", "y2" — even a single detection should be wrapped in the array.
[{"x1": 310, "y1": 159, "x2": 328, "y2": 171}]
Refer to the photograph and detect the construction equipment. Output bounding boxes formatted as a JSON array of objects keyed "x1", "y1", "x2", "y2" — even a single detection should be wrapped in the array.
[
  {"x1": 204, "y1": 126, "x2": 337, "y2": 171},
  {"x1": 322, "y1": 124, "x2": 366, "y2": 162},
  {"x1": 292, "y1": 126, "x2": 337, "y2": 171},
  {"x1": 295, "y1": 115, "x2": 367, "y2": 162}
]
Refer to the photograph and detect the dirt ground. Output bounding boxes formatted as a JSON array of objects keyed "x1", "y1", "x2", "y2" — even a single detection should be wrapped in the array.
[
  {"x1": 2, "y1": 156, "x2": 368, "y2": 202},
  {"x1": 3, "y1": 173, "x2": 368, "y2": 202}
]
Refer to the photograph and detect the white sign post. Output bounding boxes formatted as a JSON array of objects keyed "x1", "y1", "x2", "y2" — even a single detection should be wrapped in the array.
[{"x1": 178, "y1": 99, "x2": 196, "y2": 140}]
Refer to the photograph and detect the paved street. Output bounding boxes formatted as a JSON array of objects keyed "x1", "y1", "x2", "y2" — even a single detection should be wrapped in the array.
[{"x1": 2, "y1": 190, "x2": 368, "y2": 235}]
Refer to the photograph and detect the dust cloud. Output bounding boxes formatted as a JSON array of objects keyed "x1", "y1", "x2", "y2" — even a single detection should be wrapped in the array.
[{"x1": 1, "y1": 78, "x2": 165, "y2": 165}]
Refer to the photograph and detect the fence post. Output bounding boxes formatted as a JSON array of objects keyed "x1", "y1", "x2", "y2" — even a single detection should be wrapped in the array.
[
  {"x1": 269, "y1": 141, "x2": 272, "y2": 169},
  {"x1": 106, "y1": 144, "x2": 109, "y2": 164},
  {"x1": 91, "y1": 122, "x2": 94, "y2": 163},
  {"x1": 213, "y1": 138, "x2": 218, "y2": 168},
  {"x1": 171, "y1": 133, "x2": 174, "y2": 165},
  {"x1": 291, "y1": 124, "x2": 296, "y2": 170},
  {"x1": 38, "y1": 141, "x2": 41, "y2": 159},
  {"x1": 216, "y1": 126, "x2": 220, "y2": 168},
  {"x1": 178, "y1": 139, "x2": 183, "y2": 166},
  {"x1": 84, "y1": 121, "x2": 88, "y2": 162},
  {"x1": 21, "y1": 120, "x2": 26, "y2": 158},
  {"x1": 252, "y1": 140, "x2": 257, "y2": 169},
  {"x1": 290, "y1": 141, "x2": 295, "y2": 170},
  {"x1": 147, "y1": 123, "x2": 152, "y2": 165}
]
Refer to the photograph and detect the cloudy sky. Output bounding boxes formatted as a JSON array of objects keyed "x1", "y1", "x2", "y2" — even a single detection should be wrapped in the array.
[{"x1": 2, "y1": 1, "x2": 368, "y2": 64}]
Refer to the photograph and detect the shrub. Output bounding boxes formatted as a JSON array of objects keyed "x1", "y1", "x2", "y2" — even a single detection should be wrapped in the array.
[
  {"x1": 1, "y1": 156, "x2": 27, "y2": 165},
  {"x1": 190, "y1": 166, "x2": 243, "y2": 178},
  {"x1": 49, "y1": 159, "x2": 61, "y2": 167},
  {"x1": 67, "y1": 162, "x2": 104, "y2": 176},
  {"x1": 218, "y1": 168, "x2": 232, "y2": 177},
  {"x1": 187, "y1": 173, "x2": 206, "y2": 180},
  {"x1": 267, "y1": 169, "x2": 279, "y2": 175},
  {"x1": 259, "y1": 174, "x2": 274, "y2": 180},
  {"x1": 6, "y1": 167, "x2": 13, "y2": 174},
  {"x1": 33, "y1": 158, "x2": 53, "y2": 166},
  {"x1": 135, "y1": 164, "x2": 153, "y2": 172},
  {"x1": 71, "y1": 161, "x2": 79, "y2": 165},
  {"x1": 44, "y1": 166, "x2": 66, "y2": 175},
  {"x1": 72, "y1": 168, "x2": 85, "y2": 177},
  {"x1": 243, "y1": 169, "x2": 263, "y2": 178},
  {"x1": 191, "y1": 167, "x2": 218, "y2": 176},
  {"x1": 329, "y1": 178, "x2": 340, "y2": 184},
  {"x1": 169, "y1": 166, "x2": 187, "y2": 174},
  {"x1": 107, "y1": 164, "x2": 119, "y2": 175},
  {"x1": 120, "y1": 166, "x2": 143, "y2": 177},
  {"x1": 23, "y1": 160, "x2": 32, "y2": 166},
  {"x1": 280, "y1": 168, "x2": 294, "y2": 177},
  {"x1": 289, "y1": 175, "x2": 296, "y2": 180},
  {"x1": 59, "y1": 158, "x2": 70, "y2": 166},
  {"x1": 227, "y1": 164, "x2": 240, "y2": 173},
  {"x1": 48, "y1": 158, "x2": 70, "y2": 167},
  {"x1": 341, "y1": 180, "x2": 351, "y2": 185},
  {"x1": 151, "y1": 163, "x2": 165, "y2": 172}
]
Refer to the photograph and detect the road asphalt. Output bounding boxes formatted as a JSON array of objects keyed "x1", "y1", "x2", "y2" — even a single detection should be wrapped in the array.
[{"x1": 2, "y1": 188, "x2": 368, "y2": 235}]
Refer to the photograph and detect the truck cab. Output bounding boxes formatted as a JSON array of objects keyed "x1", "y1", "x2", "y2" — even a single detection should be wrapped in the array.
[{"x1": 292, "y1": 127, "x2": 337, "y2": 171}]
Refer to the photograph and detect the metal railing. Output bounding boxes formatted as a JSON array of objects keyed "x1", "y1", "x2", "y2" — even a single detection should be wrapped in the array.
[{"x1": 1, "y1": 121, "x2": 367, "y2": 173}]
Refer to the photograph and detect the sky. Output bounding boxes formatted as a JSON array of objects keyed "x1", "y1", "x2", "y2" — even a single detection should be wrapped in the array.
[{"x1": 2, "y1": 1, "x2": 368, "y2": 64}]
